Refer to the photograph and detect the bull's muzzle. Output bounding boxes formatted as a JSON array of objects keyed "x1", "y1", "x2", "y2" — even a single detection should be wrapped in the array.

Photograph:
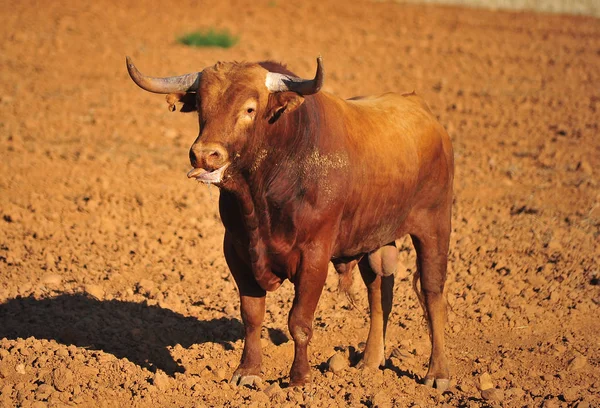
[{"x1": 189, "y1": 142, "x2": 229, "y2": 172}]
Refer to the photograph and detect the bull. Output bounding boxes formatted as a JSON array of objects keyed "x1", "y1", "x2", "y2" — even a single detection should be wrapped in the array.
[{"x1": 126, "y1": 56, "x2": 454, "y2": 390}]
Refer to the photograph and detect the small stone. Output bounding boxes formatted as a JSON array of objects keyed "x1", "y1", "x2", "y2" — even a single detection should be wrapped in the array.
[
  {"x1": 568, "y1": 356, "x2": 587, "y2": 371},
  {"x1": 215, "y1": 368, "x2": 227, "y2": 381},
  {"x1": 391, "y1": 347, "x2": 412, "y2": 359},
  {"x1": 35, "y1": 383, "x2": 53, "y2": 399},
  {"x1": 413, "y1": 343, "x2": 427, "y2": 356},
  {"x1": 575, "y1": 402, "x2": 590, "y2": 408},
  {"x1": 224, "y1": 304, "x2": 235, "y2": 316},
  {"x1": 41, "y1": 274, "x2": 62, "y2": 286},
  {"x1": 481, "y1": 388, "x2": 504, "y2": 401},
  {"x1": 52, "y1": 367, "x2": 73, "y2": 391},
  {"x1": 562, "y1": 387, "x2": 580, "y2": 402},
  {"x1": 154, "y1": 371, "x2": 169, "y2": 390},
  {"x1": 263, "y1": 382, "x2": 282, "y2": 397},
  {"x1": 15, "y1": 363, "x2": 26, "y2": 374},
  {"x1": 84, "y1": 284, "x2": 104, "y2": 300},
  {"x1": 136, "y1": 279, "x2": 155, "y2": 296},
  {"x1": 45, "y1": 253, "x2": 56, "y2": 267},
  {"x1": 479, "y1": 372, "x2": 494, "y2": 390},
  {"x1": 327, "y1": 352, "x2": 349, "y2": 374},
  {"x1": 547, "y1": 239, "x2": 562, "y2": 252},
  {"x1": 542, "y1": 398, "x2": 560, "y2": 408},
  {"x1": 372, "y1": 390, "x2": 393, "y2": 408},
  {"x1": 579, "y1": 160, "x2": 593, "y2": 175},
  {"x1": 505, "y1": 387, "x2": 524, "y2": 399}
]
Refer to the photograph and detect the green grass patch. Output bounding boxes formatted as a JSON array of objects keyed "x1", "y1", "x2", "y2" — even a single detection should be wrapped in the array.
[{"x1": 177, "y1": 29, "x2": 239, "y2": 49}]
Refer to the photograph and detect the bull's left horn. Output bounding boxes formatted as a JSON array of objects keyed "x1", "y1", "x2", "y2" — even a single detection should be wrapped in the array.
[
  {"x1": 265, "y1": 56, "x2": 324, "y2": 95},
  {"x1": 126, "y1": 56, "x2": 200, "y2": 94}
]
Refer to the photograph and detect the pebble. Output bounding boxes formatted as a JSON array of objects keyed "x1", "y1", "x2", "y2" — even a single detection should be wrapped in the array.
[
  {"x1": 391, "y1": 347, "x2": 412, "y2": 359},
  {"x1": 136, "y1": 279, "x2": 155, "y2": 296},
  {"x1": 45, "y1": 253, "x2": 56, "y2": 268},
  {"x1": 372, "y1": 390, "x2": 392, "y2": 408},
  {"x1": 547, "y1": 239, "x2": 562, "y2": 251},
  {"x1": 15, "y1": 363, "x2": 26, "y2": 374},
  {"x1": 327, "y1": 352, "x2": 349, "y2": 374},
  {"x1": 481, "y1": 388, "x2": 504, "y2": 401},
  {"x1": 479, "y1": 372, "x2": 494, "y2": 390},
  {"x1": 542, "y1": 398, "x2": 560, "y2": 408},
  {"x1": 52, "y1": 367, "x2": 73, "y2": 391},
  {"x1": 568, "y1": 356, "x2": 587, "y2": 371},
  {"x1": 263, "y1": 382, "x2": 282, "y2": 397},
  {"x1": 215, "y1": 368, "x2": 227, "y2": 381},
  {"x1": 154, "y1": 371, "x2": 169, "y2": 390},
  {"x1": 562, "y1": 387, "x2": 580, "y2": 402},
  {"x1": 505, "y1": 387, "x2": 524, "y2": 399},
  {"x1": 35, "y1": 383, "x2": 54, "y2": 399},
  {"x1": 41, "y1": 273, "x2": 62, "y2": 285},
  {"x1": 84, "y1": 284, "x2": 104, "y2": 300}
]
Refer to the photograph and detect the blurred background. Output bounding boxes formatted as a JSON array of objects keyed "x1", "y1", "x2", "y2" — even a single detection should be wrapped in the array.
[{"x1": 0, "y1": 0, "x2": 598, "y2": 406}]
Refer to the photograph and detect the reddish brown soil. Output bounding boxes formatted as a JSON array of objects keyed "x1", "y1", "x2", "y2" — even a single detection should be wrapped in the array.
[{"x1": 1, "y1": 0, "x2": 599, "y2": 406}]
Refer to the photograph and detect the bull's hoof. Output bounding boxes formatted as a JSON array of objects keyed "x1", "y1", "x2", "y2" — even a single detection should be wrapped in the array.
[
  {"x1": 289, "y1": 374, "x2": 311, "y2": 388},
  {"x1": 423, "y1": 377, "x2": 450, "y2": 392},
  {"x1": 230, "y1": 369, "x2": 262, "y2": 387},
  {"x1": 356, "y1": 348, "x2": 385, "y2": 369},
  {"x1": 356, "y1": 356, "x2": 385, "y2": 370}
]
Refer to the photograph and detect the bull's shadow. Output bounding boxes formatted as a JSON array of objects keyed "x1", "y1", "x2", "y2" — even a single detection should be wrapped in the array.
[{"x1": 0, "y1": 294, "x2": 244, "y2": 375}]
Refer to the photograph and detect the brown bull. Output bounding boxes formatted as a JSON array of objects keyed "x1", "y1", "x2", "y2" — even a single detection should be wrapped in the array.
[{"x1": 126, "y1": 56, "x2": 454, "y2": 390}]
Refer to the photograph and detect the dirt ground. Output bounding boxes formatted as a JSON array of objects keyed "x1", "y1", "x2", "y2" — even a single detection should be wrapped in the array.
[{"x1": 0, "y1": 0, "x2": 599, "y2": 406}]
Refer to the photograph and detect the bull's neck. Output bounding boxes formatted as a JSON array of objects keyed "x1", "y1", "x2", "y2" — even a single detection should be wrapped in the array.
[{"x1": 222, "y1": 96, "x2": 325, "y2": 290}]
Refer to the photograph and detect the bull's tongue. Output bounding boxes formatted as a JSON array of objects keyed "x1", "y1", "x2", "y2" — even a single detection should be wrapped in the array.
[
  {"x1": 187, "y1": 168, "x2": 206, "y2": 179},
  {"x1": 187, "y1": 164, "x2": 229, "y2": 184}
]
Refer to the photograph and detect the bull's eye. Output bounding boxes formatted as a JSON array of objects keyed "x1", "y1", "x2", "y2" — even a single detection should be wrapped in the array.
[{"x1": 247, "y1": 107, "x2": 255, "y2": 114}]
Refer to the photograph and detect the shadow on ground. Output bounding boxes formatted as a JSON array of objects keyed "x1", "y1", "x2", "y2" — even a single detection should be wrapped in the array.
[{"x1": 0, "y1": 294, "x2": 244, "y2": 375}]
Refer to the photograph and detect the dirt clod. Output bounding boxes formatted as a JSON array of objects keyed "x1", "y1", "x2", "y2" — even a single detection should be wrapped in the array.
[
  {"x1": 568, "y1": 356, "x2": 588, "y2": 371},
  {"x1": 51, "y1": 367, "x2": 73, "y2": 391},
  {"x1": 263, "y1": 382, "x2": 282, "y2": 397},
  {"x1": 479, "y1": 372, "x2": 494, "y2": 390},
  {"x1": 327, "y1": 352, "x2": 349, "y2": 374},
  {"x1": 481, "y1": 387, "x2": 504, "y2": 401}
]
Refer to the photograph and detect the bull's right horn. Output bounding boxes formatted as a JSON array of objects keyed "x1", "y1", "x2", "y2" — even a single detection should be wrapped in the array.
[{"x1": 126, "y1": 56, "x2": 200, "y2": 94}]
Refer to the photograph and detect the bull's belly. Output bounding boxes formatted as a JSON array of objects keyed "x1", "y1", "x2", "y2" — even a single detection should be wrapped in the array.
[{"x1": 332, "y1": 214, "x2": 410, "y2": 259}]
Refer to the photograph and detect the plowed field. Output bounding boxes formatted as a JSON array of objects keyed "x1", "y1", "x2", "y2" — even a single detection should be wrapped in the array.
[{"x1": 1, "y1": 0, "x2": 599, "y2": 406}]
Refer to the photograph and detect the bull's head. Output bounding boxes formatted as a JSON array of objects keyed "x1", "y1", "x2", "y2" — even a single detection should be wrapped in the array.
[{"x1": 126, "y1": 56, "x2": 324, "y2": 186}]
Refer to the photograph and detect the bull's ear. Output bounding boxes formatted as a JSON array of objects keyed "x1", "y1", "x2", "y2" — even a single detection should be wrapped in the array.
[
  {"x1": 166, "y1": 93, "x2": 197, "y2": 112},
  {"x1": 266, "y1": 92, "x2": 304, "y2": 123}
]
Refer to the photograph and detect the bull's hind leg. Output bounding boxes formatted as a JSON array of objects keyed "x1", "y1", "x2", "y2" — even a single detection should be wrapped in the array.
[
  {"x1": 410, "y1": 212, "x2": 451, "y2": 392},
  {"x1": 224, "y1": 233, "x2": 266, "y2": 387},
  {"x1": 357, "y1": 242, "x2": 396, "y2": 369}
]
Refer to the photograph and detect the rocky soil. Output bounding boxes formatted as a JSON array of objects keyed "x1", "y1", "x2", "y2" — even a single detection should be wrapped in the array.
[{"x1": 0, "y1": 0, "x2": 599, "y2": 406}]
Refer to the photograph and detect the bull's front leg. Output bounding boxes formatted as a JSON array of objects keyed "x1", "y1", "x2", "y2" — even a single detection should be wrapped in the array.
[
  {"x1": 288, "y1": 248, "x2": 329, "y2": 386},
  {"x1": 224, "y1": 234, "x2": 266, "y2": 386}
]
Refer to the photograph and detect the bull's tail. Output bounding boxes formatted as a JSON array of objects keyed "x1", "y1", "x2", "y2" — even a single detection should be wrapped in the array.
[
  {"x1": 338, "y1": 266, "x2": 358, "y2": 309},
  {"x1": 412, "y1": 269, "x2": 428, "y2": 321},
  {"x1": 412, "y1": 269, "x2": 451, "y2": 339}
]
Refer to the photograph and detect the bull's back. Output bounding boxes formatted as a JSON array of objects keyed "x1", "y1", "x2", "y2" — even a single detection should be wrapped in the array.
[{"x1": 325, "y1": 91, "x2": 453, "y2": 257}]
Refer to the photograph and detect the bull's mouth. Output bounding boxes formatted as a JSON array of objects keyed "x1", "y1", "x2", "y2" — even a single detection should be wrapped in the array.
[{"x1": 187, "y1": 164, "x2": 229, "y2": 184}]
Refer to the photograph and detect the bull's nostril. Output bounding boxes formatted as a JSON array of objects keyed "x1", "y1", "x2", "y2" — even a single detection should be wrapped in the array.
[{"x1": 189, "y1": 149, "x2": 199, "y2": 167}]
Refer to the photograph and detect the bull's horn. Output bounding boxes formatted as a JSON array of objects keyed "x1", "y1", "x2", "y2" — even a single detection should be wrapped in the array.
[
  {"x1": 265, "y1": 56, "x2": 324, "y2": 95},
  {"x1": 126, "y1": 56, "x2": 200, "y2": 94}
]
